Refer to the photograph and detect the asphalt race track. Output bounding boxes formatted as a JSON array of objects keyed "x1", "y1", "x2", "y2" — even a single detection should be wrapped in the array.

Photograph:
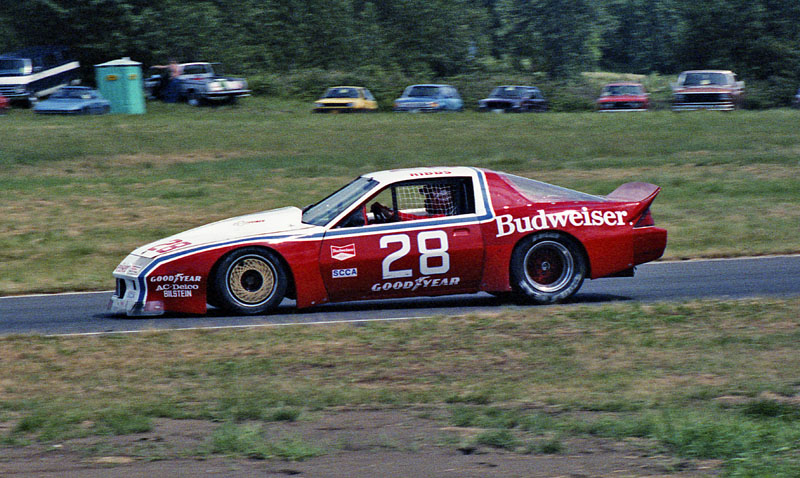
[{"x1": 1, "y1": 256, "x2": 798, "y2": 336}]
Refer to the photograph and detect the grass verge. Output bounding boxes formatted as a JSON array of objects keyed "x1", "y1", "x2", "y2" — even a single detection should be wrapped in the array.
[
  {"x1": 1, "y1": 299, "x2": 798, "y2": 474},
  {"x1": 2, "y1": 101, "x2": 800, "y2": 294}
]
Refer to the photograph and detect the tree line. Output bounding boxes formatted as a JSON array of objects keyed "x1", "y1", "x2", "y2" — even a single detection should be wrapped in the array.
[{"x1": 1, "y1": 0, "x2": 798, "y2": 102}]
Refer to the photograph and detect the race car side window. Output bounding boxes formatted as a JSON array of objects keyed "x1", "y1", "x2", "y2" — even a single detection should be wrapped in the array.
[{"x1": 335, "y1": 178, "x2": 475, "y2": 227}]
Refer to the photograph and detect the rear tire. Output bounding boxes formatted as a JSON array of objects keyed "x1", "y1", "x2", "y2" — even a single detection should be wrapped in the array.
[
  {"x1": 213, "y1": 248, "x2": 287, "y2": 315},
  {"x1": 510, "y1": 233, "x2": 586, "y2": 304}
]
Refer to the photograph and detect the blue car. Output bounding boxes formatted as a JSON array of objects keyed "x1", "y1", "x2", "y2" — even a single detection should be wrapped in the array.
[
  {"x1": 393, "y1": 84, "x2": 463, "y2": 112},
  {"x1": 33, "y1": 86, "x2": 111, "y2": 115}
]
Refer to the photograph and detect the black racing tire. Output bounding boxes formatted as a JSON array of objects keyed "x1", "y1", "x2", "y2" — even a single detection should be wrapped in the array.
[
  {"x1": 510, "y1": 232, "x2": 586, "y2": 304},
  {"x1": 212, "y1": 247, "x2": 288, "y2": 315}
]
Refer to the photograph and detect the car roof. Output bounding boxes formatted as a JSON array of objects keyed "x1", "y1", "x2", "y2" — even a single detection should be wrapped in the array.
[
  {"x1": 604, "y1": 82, "x2": 643, "y2": 86},
  {"x1": 328, "y1": 86, "x2": 364, "y2": 89},
  {"x1": 680, "y1": 70, "x2": 735, "y2": 74},
  {"x1": 363, "y1": 166, "x2": 480, "y2": 185},
  {"x1": 407, "y1": 84, "x2": 451, "y2": 88}
]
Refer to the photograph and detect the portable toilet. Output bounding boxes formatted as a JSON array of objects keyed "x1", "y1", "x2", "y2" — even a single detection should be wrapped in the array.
[{"x1": 94, "y1": 57, "x2": 145, "y2": 114}]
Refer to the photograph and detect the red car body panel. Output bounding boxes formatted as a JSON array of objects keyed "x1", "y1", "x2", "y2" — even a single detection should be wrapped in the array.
[
  {"x1": 110, "y1": 167, "x2": 667, "y2": 316},
  {"x1": 596, "y1": 83, "x2": 649, "y2": 112}
]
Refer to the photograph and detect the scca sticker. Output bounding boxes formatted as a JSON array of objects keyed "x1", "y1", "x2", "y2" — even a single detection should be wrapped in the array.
[
  {"x1": 331, "y1": 244, "x2": 356, "y2": 261},
  {"x1": 332, "y1": 268, "x2": 357, "y2": 278}
]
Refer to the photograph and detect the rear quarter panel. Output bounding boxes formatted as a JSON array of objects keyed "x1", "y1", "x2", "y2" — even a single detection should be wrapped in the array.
[{"x1": 479, "y1": 172, "x2": 635, "y2": 292}]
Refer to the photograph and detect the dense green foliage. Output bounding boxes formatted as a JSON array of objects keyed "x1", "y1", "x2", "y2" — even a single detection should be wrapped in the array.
[{"x1": 1, "y1": 0, "x2": 799, "y2": 106}]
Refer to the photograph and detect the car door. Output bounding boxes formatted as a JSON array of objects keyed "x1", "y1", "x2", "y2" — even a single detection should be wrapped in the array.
[{"x1": 319, "y1": 177, "x2": 484, "y2": 302}]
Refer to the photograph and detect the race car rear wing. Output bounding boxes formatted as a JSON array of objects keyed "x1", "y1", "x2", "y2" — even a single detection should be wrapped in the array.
[{"x1": 606, "y1": 182, "x2": 661, "y2": 220}]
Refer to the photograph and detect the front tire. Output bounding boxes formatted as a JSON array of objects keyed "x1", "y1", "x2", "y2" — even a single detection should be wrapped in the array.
[
  {"x1": 213, "y1": 248, "x2": 288, "y2": 315},
  {"x1": 510, "y1": 233, "x2": 586, "y2": 304}
]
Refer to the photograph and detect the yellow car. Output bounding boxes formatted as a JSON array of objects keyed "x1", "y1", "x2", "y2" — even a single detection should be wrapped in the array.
[{"x1": 313, "y1": 86, "x2": 378, "y2": 113}]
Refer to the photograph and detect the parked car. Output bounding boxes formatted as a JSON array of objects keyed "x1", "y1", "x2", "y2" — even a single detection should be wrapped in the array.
[
  {"x1": 0, "y1": 46, "x2": 80, "y2": 107},
  {"x1": 596, "y1": 83, "x2": 649, "y2": 112},
  {"x1": 671, "y1": 70, "x2": 744, "y2": 111},
  {"x1": 478, "y1": 85, "x2": 547, "y2": 112},
  {"x1": 145, "y1": 62, "x2": 250, "y2": 106},
  {"x1": 109, "y1": 166, "x2": 667, "y2": 316},
  {"x1": 0, "y1": 93, "x2": 8, "y2": 114},
  {"x1": 32, "y1": 86, "x2": 110, "y2": 115},
  {"x1": 313, "y1": 86, "x2": 378, "y2": 113},
  {"x1": 393, "y1": 84, "x2": 463, "y2": 112},
  {"x1": 793, "y1": 87, "x2": 800, "y2": 109}
]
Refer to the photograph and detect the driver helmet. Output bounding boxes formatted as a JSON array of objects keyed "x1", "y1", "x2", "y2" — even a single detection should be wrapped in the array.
[{"x1": 421, "y1": 184, "x2": 457, "y2": 216}]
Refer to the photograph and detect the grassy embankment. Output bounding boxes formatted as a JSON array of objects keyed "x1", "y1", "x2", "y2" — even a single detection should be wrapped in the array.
[
  {"x1": 1, "y1": 98, "x2": 799, "y2": 474},
  {"x1": 1, "y1": 98, "x2": 799, "y2": 294},
  {"x1": 1, "y1": 300, "x2": 799, "y2": 474}
]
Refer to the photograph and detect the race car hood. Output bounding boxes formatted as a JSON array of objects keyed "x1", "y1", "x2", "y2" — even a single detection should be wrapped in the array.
[{"x1": 132, "y1": 206, "x2": 316, "y2": 259}]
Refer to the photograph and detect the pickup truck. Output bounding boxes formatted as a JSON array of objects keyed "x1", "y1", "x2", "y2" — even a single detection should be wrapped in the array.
[
  {"x1": 145, "y1": 62, "x2": 250, "y2": 106},
  {"x1": 671, "y1": 70, "x2": 744, "y2": 111}
]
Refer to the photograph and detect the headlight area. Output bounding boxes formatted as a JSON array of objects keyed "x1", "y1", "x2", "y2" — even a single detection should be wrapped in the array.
[
  {"x1": 108, "y1": 255, "x2": 164, "y2": 316},
  {"x1": 109, "y1": 276, "x2": 165, "y2": 316}
]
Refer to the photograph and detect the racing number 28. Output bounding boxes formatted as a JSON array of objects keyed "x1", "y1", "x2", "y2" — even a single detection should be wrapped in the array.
[{"x1": 380, "y1": 231, "x2": 449, "y2": 279}]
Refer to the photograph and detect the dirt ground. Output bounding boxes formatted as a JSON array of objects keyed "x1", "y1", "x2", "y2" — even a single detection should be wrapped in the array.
[{"x1": 1, "y1": 410, "x2": 721, "y2": 477}]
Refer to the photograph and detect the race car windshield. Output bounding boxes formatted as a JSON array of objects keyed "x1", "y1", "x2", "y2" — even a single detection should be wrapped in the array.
[
  {"x1": 302, "y1": 177, "x2": 378, "y2": 226},
  {"x1": 501, "y1": 174, "x2": 606, "y2": 202}
]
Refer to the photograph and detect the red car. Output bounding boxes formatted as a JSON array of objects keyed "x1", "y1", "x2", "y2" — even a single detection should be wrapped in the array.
[
  {"x1": 110, "y1": 167, "x2": 667, "y2": 316},
  {"x1": 596, "y1": 83, "x2": 649, "y2": 112}
]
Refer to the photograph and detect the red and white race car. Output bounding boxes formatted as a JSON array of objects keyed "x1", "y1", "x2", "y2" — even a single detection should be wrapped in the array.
[{"x1": 109, "y1": 167, "x2": 667, "y2": 316}]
